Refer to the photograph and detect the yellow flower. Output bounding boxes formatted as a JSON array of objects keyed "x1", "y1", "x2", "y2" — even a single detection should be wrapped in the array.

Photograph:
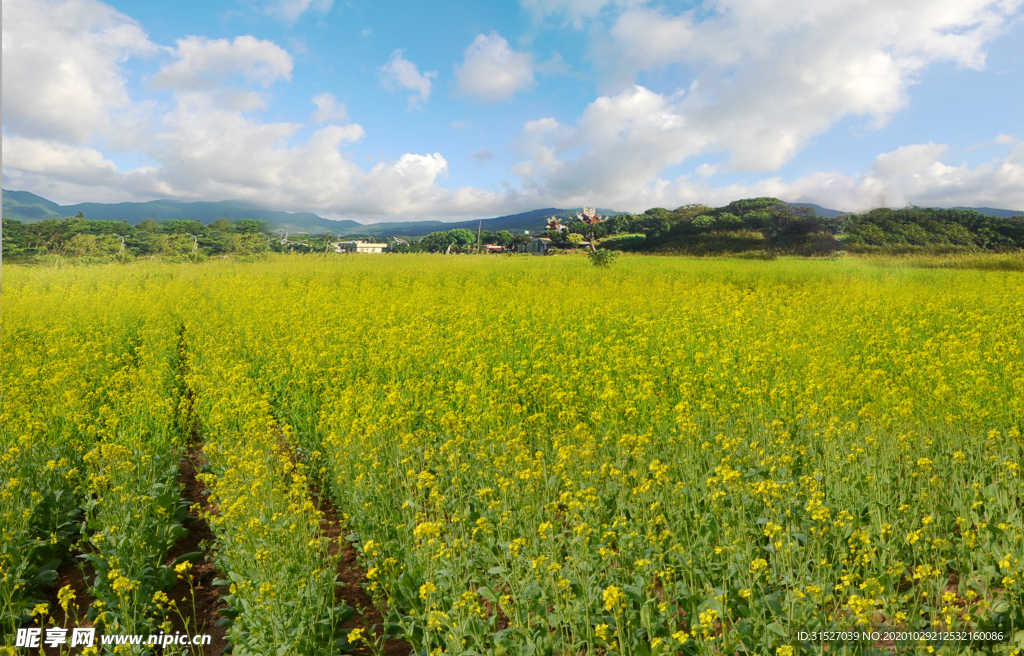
[
  {"x1": 603, "y1": 585, "x2": 626, "y2": 612},
  {"x1": 57, "y1": 585, "x2": 77, "y2": 613}
]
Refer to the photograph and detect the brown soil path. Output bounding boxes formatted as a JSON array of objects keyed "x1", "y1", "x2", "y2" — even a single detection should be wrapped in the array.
[
  {"x1": 161, "y1": 447, "x2": 230, "y2": 655},
  {"x1": 312, "y1": 486, "x2": 412, "y2": 656}
]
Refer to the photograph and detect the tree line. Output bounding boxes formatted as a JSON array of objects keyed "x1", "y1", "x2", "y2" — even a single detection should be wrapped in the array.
[
  {"x1": 594, "y1": 200, "x2": 1024, "y2": 255},
  {"x1": 4, "y1": 199, "x2": 1023, "y2": 262},
  {"x1": 2, "y1": 216, "x2": 276, "y2": 261}
]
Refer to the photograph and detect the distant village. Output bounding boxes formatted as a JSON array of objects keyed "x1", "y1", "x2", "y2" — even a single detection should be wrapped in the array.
[{"x1": 282, "y1": 207, "x2": 613, "y2": 256}]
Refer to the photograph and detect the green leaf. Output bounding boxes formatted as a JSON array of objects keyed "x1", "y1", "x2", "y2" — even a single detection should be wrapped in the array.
[
  {"x1": 170, "y1": 551, "x2": 204, "y2": 566},
  {"x1": 622, "y1": 585, "x2": 644, "y2": 604}
]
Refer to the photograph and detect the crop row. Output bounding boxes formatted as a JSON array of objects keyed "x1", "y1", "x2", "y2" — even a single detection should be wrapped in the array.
[
  {"x1": 183, "y1": 318, "x2": 356, "y2": 655},
  {"x1": 1, "y1": 271, "x2": 198, "y2": 653}
]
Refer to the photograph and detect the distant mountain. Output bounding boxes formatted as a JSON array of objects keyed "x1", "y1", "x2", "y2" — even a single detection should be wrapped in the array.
[
  {"x1": 2, "y1": 190, "x2": 623, "y2": 236},
  {"x1": 2, "y1": 192, "x2": 360, "y2": 234},
  {"x1": 948, "y1": 206, "x2": 1024, "y2": 218},
  {"x1": 788, "y1": 202, "x2": 1024, "y2": 219},
  {"x1": 348, "y1": 208, "x2": 625, "y2": 238},
  {"x1": 788, "y1": 202, "x2": 847, "y2": 218},
  {"x1": 3, "y1": 190, "x2": 64, "y2": 220}
]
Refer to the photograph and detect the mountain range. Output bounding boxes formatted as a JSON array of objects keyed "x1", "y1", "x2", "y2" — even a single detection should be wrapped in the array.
[
  {"x1": 1, "y1": 190, "x2": 623, "y2": 238},
  {"x1": 4, "y1": 190, "x2": 1022, "y2": 238}
]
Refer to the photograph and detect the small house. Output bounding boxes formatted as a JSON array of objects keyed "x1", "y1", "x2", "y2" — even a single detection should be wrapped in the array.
[{"x1": 518, "y1": 237, "x2": 553, "y2": 255}]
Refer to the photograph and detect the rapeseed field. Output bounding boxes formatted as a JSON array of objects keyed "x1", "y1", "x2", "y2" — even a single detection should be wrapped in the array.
[{"x1": 2, "y1": 255, "x2": 1022, "y2": 655}]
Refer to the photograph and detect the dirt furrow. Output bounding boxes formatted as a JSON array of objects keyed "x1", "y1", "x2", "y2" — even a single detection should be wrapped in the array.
[{"x1": 311, "y1": 485, "x2": 412, "y2": 656}]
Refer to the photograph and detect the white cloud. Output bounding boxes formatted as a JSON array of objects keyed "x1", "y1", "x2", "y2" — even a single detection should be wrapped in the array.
[
  {"x1": 378, "y1": 51, "x2": 437, "y2": 109},
  {"x1": 5, "y1": 0, "x2": 1022, "y2": 220},
  {"x1": 511, "y1": 86, "x2": 704, "y2": 203},
  {"x1": 2, "y1": 136, "x2": 120, "y2": 183},
  {"x1": 311, "y1": 93, "x2": 348, "y2": 124},
  {"x1": 264, "y1": 0, "x2": 333, "y2": 23},
  {"x1": 0, "y1": 0, "x2": 157, "y2": 144},
  {"x1": 575, "y1": 141, "x2": 1024, "y2": 214},
  {"x1": 154, "y1": 36, "x2": 293, "y2": 91},
  {"x1": 593, "y1": 0, "x2": 1022, "y2": 172},
  {"x1": 148, "y1": 36, "x2": 294, "y2": 113},
  {"x1": 0, "y1": 0, "x2": 500, "y2": 219},
  {"x1": 507, "y1": 0, "x2": 1023, "y2": 207},
  {"x1": 847, "y1": 141, "x2": 1024, "y2": 210},
  {"x1": 455, "y1": 33, "x2": 535, "y2": 102}
]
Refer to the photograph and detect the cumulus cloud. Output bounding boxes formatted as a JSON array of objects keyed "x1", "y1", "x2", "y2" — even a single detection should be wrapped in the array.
[
  {"x1": 595, "y1": 0, "x2": 1021, "y2": 171},
  {"x1": 846, "y1": 142, "x2": 1024, "y2": 210},
  {"x1": 531, "y1": 140, "x2": 1024, "y2": 214},
  {"x1": 0, "y1": 0, "x2": 500, "y2": 219},
  {"x1": 311, "y1": 93, "x2": 348, "y2": 124},
  {"x1": 507, "y1": 0, "x2": 1023, "y2": 207},
  {"x1": 154, "y1": 36, "x2": 293, "y2": 91},
  {"x1": 455, "y1": 33, "x2": 535, "y2": 101},
  {"x1": 2, "y1": 136, "x2": 120, "y2": 184},
  {"x1": 14, "y1": 92, "x2": 502, "y2": 218},
  {"x1": 1, "y1": 0, "x2": 157, "y2": 144},
  {"x1": 5, "y1": 0, "x2": 1022, "y2": 220},
  {"x1": 511, "y1": 86, "x2": 703, "y2": 203},
  {"x1": 378, "y1": 51, "x2": 437, "y2": 109}
]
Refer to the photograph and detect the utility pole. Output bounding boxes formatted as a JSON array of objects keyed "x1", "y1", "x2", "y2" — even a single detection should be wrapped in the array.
[{"x1": 476, "y1": 220, "x2": 482, "y2": 254}]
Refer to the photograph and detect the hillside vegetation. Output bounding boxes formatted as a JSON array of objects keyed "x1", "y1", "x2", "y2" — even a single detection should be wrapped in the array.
[
  {"x1": 582, "y1": 199, "x2": 1024, "y2": 256},
  {"x1": 4, "y1": 198, "x2": 1024, "y2": 263}
]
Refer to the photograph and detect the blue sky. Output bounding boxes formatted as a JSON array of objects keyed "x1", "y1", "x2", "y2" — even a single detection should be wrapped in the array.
[{"x1": 3, "y1": 0, "x2": 1023, "y2": 220}]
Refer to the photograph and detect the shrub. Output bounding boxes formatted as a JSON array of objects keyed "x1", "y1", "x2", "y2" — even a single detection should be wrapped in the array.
[{"x1": 587, "y1": 249, "x2": 619, "y2": 267}]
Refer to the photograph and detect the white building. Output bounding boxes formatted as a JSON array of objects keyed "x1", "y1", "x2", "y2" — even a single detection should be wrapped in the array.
[{"x1": 336, "y1": 241, "x2": 388, "y2": 254}]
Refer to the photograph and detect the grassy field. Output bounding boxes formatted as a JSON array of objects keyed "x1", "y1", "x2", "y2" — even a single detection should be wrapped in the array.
[{"x1": 3, "y1": 254, "x2": 1023, "y2": 655}]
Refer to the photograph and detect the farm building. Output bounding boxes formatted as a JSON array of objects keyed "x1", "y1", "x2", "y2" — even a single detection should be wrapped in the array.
[
  {"x1": 518, "y1": 237, "x2": 553, "y2": 255},
  {"x1": 336, "y1": 241, "x2": 388, "y2": 253}
]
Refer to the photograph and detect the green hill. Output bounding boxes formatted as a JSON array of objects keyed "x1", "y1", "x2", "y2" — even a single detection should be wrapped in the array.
[
  {"x1": 2, "y1": 190, "x2": 63, "y2": 220},
  {"x1": 2, "y1": 191, "x2": 359, "y2": 233}
]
